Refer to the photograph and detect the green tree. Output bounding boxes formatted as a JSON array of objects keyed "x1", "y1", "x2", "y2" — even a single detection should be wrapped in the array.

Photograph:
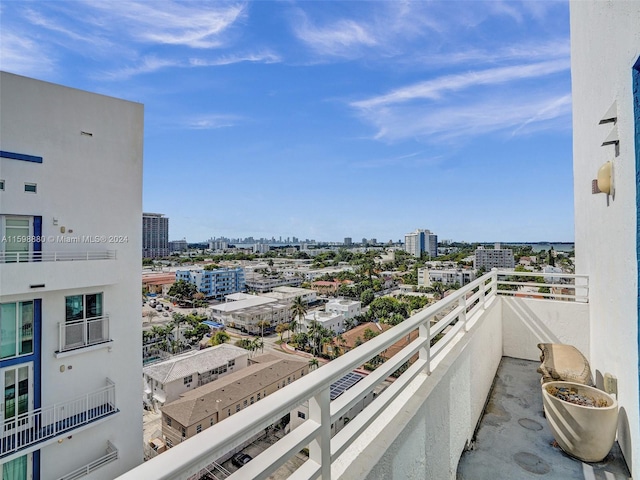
[
  {"x1": 308, "y1": 357, "x2": 319, "y2": 370},
  {"x1": 290, "y1": 296, "x2": 308, "y2": 334},
  {"x1": 168, "y1": 280, "x2": 198, "y2": 302},
  {"x1": 276, "y1": 323, "x2": 289, "y2": 342},
  {"x1": 360, "y1": 289, "x2": 375, "y2": 306},
  {"x1": 363, "y1": 328, "x2": 379, "y2": 340},
  {"x1": 211, "y1": 330, "x2": 230, "y2": 346}
]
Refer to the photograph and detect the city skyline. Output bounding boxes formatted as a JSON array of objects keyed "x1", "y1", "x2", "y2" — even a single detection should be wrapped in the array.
[{"x1": 2, "y1": 1, "x2": 574, "y2": 242}]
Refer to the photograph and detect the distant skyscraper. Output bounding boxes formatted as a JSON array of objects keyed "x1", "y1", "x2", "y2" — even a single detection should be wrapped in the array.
[
  {"x1": 404, "y1": 229, "x2": 438, "y2": 258},
  {"x1": 344, "y1": 237, "x2": 352, "y2": 246},
  {"x1": 142, "y1": 213, "x2": 169, "y2": 258}
]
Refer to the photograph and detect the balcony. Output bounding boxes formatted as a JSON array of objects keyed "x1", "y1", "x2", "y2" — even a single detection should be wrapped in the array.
[
  {"x1": 0, "y1": 250, "x2": 119, "y2": 295},
  {"x1": 58, "y1": 441, "x2": 119, "y2": 480},
  {"x1": 57, "y1": 315, "x2": 111, "y2": 355},
  {"x1": 1, "y1": 378, "x2": 117, "y2": 461},
  {"x1": 115, "y1": 270, "x2": 628, "y2": 480}
]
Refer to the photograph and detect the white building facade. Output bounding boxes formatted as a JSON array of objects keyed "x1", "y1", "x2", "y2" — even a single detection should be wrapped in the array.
[
  {"x1": 418, "y1": 268, "x2": 476, "y2": 287},
  {"x1": 302, "y1": 311, "x2": 345, "y2": 334},
  {"x1": 473, "y1": 246, "x2": 515, "y2": 270},
  {"x1": 571, "y1": 2, "x2": 640, "y2": 474},
  {"x1": 0, "y1": 72, "x2": 143, "y2": 479},
  {"x1": 325, "y1": 299, "x2": 361, "y2": 319}
]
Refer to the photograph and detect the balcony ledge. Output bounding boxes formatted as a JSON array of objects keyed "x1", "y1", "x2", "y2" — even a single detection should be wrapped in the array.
[{"x1": 55, "y1": 340, "x2": 113, "y2": 359}]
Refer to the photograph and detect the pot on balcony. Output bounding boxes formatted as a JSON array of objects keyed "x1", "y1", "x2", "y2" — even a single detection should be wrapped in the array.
[{"x1": 542, "y1": 381, "x2": 618, "y2": 462}]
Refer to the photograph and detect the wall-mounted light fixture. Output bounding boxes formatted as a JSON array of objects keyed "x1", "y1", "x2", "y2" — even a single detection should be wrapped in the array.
[{"x1": 592, "y1": 160, "x2": 614, "y2": 196}]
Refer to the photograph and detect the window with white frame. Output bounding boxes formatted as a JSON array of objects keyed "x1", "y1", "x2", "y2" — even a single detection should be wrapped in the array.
[{"x1": 63, "y1": 293, "x2": 104, "y2": 349}]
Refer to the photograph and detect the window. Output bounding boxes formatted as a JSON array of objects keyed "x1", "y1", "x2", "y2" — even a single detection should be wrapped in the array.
[
  {"x1": 181, "y1": 427, "x2": 186, "y2": 437},
  {"x1": 250, "y1": 396, "x2": 254, "y2": 404},
  {"x1": 24, "y1": 183, "x2": 36, "y2": 193},
  {"x1": 0, "y1": 180, "x2": 4, "y2": 191},
  {"x1": 257, "y1": 393, "x2": 261, "y2": 400},
  {"x1": 196, "y1": 425, "x2": 202, "y2": 433},
  {"x1": 236, "y1": 404, "x2": 240, "y2": 412},
  {"x1": 65, "y1": 293, "x2": 103, "y2": 321},
  {"x1": 243, "y1": 399, "x2": 248, "y2": 407},
  {"x1": 166, "y1": 438, "x2": 173, "y2": 448},
  {"x1": 0, "y1": 302, "x2": 34, "y2": 359},
  {"x1": 183, "y1": 375, "x2": 192, "y2": 385},
  {"x1": 166, "y1": 417, "x2": 172, "y2": 427},
  {"x1": 228, "y1": 359, "x2": 235, "y2": 367},
  {"x1": 288, "y1": 377, "x2": 291, "y2": 384},
  {"x1": 298, "y1": 411, "x2": 306, "y2": 419}
]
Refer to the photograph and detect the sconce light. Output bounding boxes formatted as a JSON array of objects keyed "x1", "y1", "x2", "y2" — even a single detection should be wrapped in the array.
[{"x1": 592, "y1": 160, "x2": 614, "y2": 195}]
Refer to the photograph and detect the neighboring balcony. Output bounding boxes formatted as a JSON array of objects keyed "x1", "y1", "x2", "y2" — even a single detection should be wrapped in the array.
[
  {"x1": 1, "y1": 378, "x2": 117, "y2": 462},
  {"x1": 0, "y1": 250, "x2": 118, "y2": 296},
  {"x1": 116, "y1": 270, "x2": 611, "y2": 480},
  {"x1": 58, "y1": 441, "x2": 119, "y2": 480},
  {"x1": 57, "y1": 315, "x2": 111, "y2": 355}
]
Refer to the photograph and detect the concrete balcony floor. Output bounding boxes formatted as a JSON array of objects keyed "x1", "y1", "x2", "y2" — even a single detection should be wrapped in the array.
[{"x1": 457, "y1": 357, "x2": 631, "y2": 480}]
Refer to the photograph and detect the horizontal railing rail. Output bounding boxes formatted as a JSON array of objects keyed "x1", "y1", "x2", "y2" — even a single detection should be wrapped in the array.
[
  {"x1": 0, "y1": 250, "x2": 117, "y2": 263},
  {"x1": 1, "y1": 379, "x2": 117, "y2": 458},
  {"x1": 117, "y1": 269, "x2": 588, "y2": 480},
  {"x1": 58, "y1": 441, "x2": 119, "y2": 480},
  {"x1": 495, "y1": 270, "x2": 588, "y2": 302},
  {"x1": 58, "y1": 315, "x2": 111, "y2": 352}
]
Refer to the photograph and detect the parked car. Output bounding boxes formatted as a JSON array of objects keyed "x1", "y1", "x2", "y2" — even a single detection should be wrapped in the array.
[
  {"x1": 231, "y1": 453, "x2": 252, "y2": 468},
  {"x1": 156, "y1": 305, "x2": 163, "y2": 312}
]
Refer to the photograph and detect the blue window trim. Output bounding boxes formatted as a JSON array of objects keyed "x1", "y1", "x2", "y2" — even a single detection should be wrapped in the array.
[
  {"x1": 633, "y1": 56, "x2": 640, "y2": 423},
  {"x1": 0, "y1": 151, "x2": 43, "y2": 164},
  {"x1": 0, "y1": 299, "x2": 41, "y2": 410}
]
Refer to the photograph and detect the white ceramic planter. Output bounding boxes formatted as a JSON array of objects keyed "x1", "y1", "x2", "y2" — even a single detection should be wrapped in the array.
[{"x1": 542, "y1": 381, "x2": 618, "y2": 462}]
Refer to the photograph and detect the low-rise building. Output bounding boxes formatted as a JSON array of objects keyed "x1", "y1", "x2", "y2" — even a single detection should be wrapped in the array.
[
  {"x1": 311, "y1": 280, "x2": 353, "y2": 295},
  {"x1": 209, "y1": 295, "x2": 290, "y2": 334},
  {"x1": 176, "y1": 267, "x2": 246, "y2": 299},
  {"x1": 303, "y1": 310, "x2": 345, "y2": 334},
  {"x1": 245, "y1": 275, "x2": 302, "y2": 293},
  {"x1": 262, "y1": 286, "x2": 317, "y2": 304},
  {"x1": 417, "y1": 268, "x2": 476, "y2": 287},
  {"x1": 143, "y1": 345, "x2": 249, "y2": 408},
  {"x1": 143, "y1": 272, "x2": 176, "y2": 296},
  {"x1": 473, "y1": 244, "x2": 515, "y2": 270},
  {"x1": 161, "y1": 354, "x2": 308, "y2": 448},
  {"x1": 325, "y1": 299, "x2": 362, "y2": 319}
]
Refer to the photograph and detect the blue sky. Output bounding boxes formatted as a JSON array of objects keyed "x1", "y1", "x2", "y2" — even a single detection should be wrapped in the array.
[{"x1": 1, "y1": 1, "x2": 573, "y2": 243}]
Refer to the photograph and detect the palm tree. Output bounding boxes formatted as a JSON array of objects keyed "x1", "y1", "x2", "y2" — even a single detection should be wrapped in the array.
[
  {"x1": 290, "y1": 296, "x2": 307, "y2": 335},
  {"x1": 308, "y1": 357, "x2": 319, "y2": 371},
  {"x1": 288, "y1": 318, "x2": 298, "y2": 341},
  {"x1": 251, "y1": 337, "x2": 264, "y2": 356}
]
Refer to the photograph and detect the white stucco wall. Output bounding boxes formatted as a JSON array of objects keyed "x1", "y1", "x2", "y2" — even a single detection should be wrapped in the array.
[
  {"x1": 0, "y1": 72, "x2": 144, "y2": 479},
  {"x1": 570, "y1": 2, "x2": 640, "y2": 476},
  {"x1": 501, "y1": 297, "x2": 590, "y2": 362},
  {"x1": 333, "y1": 299, "x2": 503, "y2": 480}
]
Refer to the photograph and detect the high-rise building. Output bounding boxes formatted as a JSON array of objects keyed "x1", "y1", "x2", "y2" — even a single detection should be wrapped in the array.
[
  {"x1": 404, "y1": 229, "x2": 438, "y2": 258},
  {"x1": 344, "y1": 237, "x2": 352, "y2": 246},
  {"x1": 0, "y1": 72, "x2": 143, "y2": 479},
  {"x1": 142, "y1": 213, "x2": 169, "y2": 258}
]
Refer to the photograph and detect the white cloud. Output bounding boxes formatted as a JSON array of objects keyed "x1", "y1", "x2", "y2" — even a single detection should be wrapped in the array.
[
  {"x1": 0, "y1": 32, "x2": 55, "y2": 76},
  {"x1": 293, "y1": 15, "x2": 377, "y2": 57},
  {"x1": 82, "y1": 1, "x2": 247, "y2": 49},
  {"x1": 185, "y1": 114, "x2": 241, "y2": 130},
  {"x1": 356, "y1": 93, "x2": 572, "y2": 143},
  {"x1": 351, "y1": 59, "x2": 570, "y2": 110},
  {"x1": 102, "y1": 56, "x2": 182, "y2": 80},
  {"x1": 189, "y1": 51, "x2": 281, "y2": 67}
]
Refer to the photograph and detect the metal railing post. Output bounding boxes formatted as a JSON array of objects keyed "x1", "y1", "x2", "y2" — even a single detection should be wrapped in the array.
[
  {"x1": 419, "y1": 318, "x2": 431, "y2": 375},
  {"x1": 309, "y1": 387, "x2": 331, "y2": 478},
  {"x1": 459, "y1": 296, "x2": 468, "y2": 332}
]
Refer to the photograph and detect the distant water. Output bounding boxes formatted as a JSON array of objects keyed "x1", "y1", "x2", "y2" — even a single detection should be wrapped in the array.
[{"x1": 497, "y1": 243, "x2": 574, "y2": 253}]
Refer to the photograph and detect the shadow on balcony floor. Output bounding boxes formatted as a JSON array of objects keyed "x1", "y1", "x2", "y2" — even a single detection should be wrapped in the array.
[{"x1": 457, "y1": 357, "x2": 631, "y2": 480}]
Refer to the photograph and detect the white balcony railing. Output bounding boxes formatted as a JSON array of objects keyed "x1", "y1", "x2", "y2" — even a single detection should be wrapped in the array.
[
  {"x1": 1, "y1": 379, "x2": 117, "y2": 458},
  {"x1": 495, "y1": 270, "x2": 588, "y2": 302},
  {"x1": 58, "y1": 441, "x2": 118, "y2": 480},
  {"x1": 117, "y1": 270, "x2": 587, "y2": 480},
  {"x1": 0, "y1": 250, "x2": 117, "y2": 263},
  {"x1": 58, "y1": 315, "x2": 111, "y2": 352}
]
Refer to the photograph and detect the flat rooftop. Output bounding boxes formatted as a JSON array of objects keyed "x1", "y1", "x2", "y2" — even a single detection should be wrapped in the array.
[{"x1": 457, "y1": 357, "x2": 631, "y2": 480}]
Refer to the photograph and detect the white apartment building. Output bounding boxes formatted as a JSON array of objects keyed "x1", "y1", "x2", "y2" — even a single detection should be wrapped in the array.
[
  {"x1": 143, "y1": 345, "x2": 249, "y2": 408},
  {"x1": 302, "y1": 311, "x2": 345, "y2": 334},
  {"x1": 417, "y1": 268, "x2": 476, "y2": 287},
  {"x1": 262, "y1": 286, "x2": 316, "y2": 305},
  {"x1": 473, "y1": 245, "x2": 515, "y2": 270},
  {"x1": 325, "y1": 299, "x2": 361, "y2": 319},
  {"x1": 0, "y1": 72, "x2": 143, "y2": 479}
]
